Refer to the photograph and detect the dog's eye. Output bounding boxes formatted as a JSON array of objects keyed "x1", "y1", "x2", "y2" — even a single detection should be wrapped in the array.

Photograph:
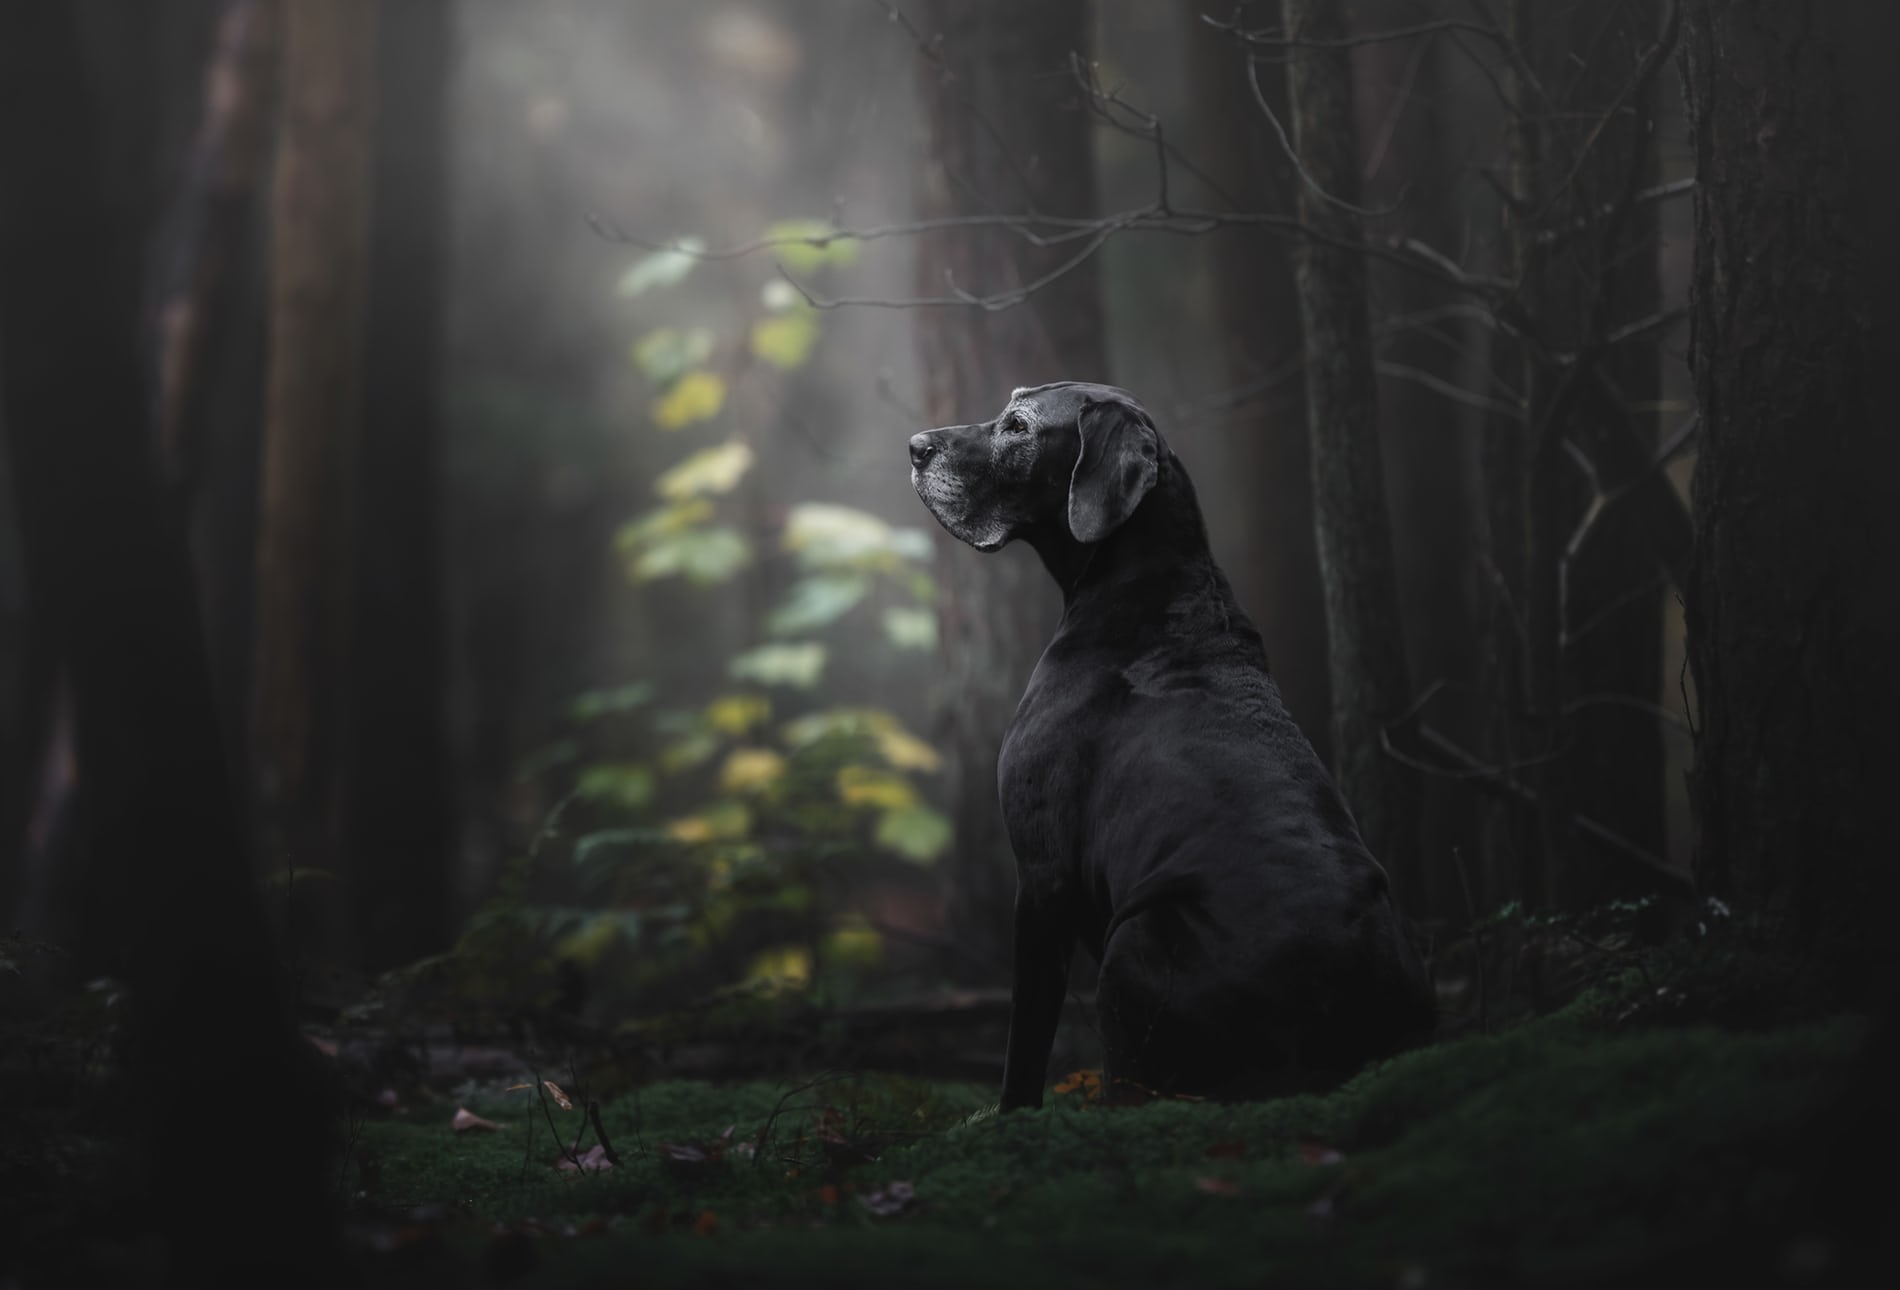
[{"x1": 1000, "y1": 414, "x2": 1026, "y2": 435}]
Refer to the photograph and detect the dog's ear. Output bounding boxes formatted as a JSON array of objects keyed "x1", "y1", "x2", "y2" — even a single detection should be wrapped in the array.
[{"x1": 1069, "y1": 397, "x2": 1159, "y2": 543}]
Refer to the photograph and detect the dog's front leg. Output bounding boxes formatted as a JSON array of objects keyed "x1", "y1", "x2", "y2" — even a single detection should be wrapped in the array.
[{"x1": 999, "y1": 887, "x2": 1074, "y2": 1111}]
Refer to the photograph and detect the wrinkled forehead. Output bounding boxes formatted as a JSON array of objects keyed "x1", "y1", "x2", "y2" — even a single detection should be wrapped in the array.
[{"x1": 1001, "y1": 381, "x2": 1141, "y2": 425}]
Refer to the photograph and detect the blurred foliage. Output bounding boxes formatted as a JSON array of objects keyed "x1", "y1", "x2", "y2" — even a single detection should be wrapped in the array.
[{"x1": 398, "y1": 221, "x2": 945, "y2": 1026}]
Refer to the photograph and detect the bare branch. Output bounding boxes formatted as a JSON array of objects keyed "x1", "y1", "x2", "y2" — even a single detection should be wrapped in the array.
[
  {"x1": 1534, "y1": 176, "x2": 1695, "y2": 246},
  {"x1": 1205, "y1": 11, "x2": 1506, "y2": 52},
  {"x1": 1375, "y1": 360, "x2": 1524, "y2": 418},
  {"x1": 1243, "y1": 44, "x2": 1403, "y2": 220}
]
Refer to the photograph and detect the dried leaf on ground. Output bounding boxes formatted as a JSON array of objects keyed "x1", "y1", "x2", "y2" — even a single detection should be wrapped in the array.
[
  {"x1": 555, "y1": 1144, "x2": 615, "y2": 1174},
  {"x1": 857, "y1": 1180, "x2": 916, "y2": 1217},
  {"x1": 451, "y1": 1108, "x2": 505, "y2": 1134}
]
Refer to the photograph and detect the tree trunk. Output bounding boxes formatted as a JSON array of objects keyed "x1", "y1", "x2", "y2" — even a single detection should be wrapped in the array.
[
  {"x1": 1352, "y1": 0, "x2": 1484, "y2": 919},
  {"x1": 0, "y1": 3, "x2": 335, "y2": 1275},
  {"x1": 349, "y1": 0, "x2": 452, "y2": 972},
  {"x1": 253, "y1": 0, "x2": 376, "y2": 939},
  {"x1": 1183, "y1": 3, "x2": 1334, "y2": 770},
  {"x1": 1278, "y1": 0, "x2": 1420, "y2": 887},
  {"x1": 1680, "y1": 0, "x2": 1900, "y2": 971},
  {"x1": 913, "y1": 0, "x2": 1110, "y2": 979}
]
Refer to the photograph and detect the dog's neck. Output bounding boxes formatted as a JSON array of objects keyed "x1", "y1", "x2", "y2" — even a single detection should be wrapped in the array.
[{"x1": 1023, "y1": 449, "x2": 1232, "y2": 618}]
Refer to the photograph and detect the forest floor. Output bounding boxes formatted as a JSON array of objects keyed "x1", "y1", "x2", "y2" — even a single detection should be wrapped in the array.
[
  {"x1": 4, "y1": 923, "x2": 1890, "y2": 1287},
  {"x1": 326, "y1": 935, "x2": 1884, "y2": 1289}
]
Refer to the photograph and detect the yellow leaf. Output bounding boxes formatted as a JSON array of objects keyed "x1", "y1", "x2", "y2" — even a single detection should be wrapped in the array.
[
  {"x1": 657, "y1": 439, "x2": 755, "y2": 500},
  {"x1": 666, "y1": 800, "x2": 751, "y2": 844},
  {"x1": 837, "y1": 764, "x2": 918, "y2": 811},
  {"x1": 705, "y1": 693, "x2": 771, "y2": 736},
  {"x1": 875, "y1": 727, "x2": 942, "y2": 773},
  {"x1": 823, "y1": 917, "x2": 884, "y2": 970},
  {"x1": 720, "y1": 747, "x2": 786, "y2": 795},
  {"x1": 746, "y1": 944, "x2": 812, "y2": 990},
  {"x1": 749, "y1": 311, "x2": 819, "y2": 370},
  {"x1": 650, "y1": 370, "x2": 726, "y2": 430}
]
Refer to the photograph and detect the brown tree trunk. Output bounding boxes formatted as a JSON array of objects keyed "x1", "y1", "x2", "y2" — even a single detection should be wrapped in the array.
[
  {"x1": 1278, "y1": 0, "x2": 1420, "y2": 887},
  {"x1": 0, "y1": 3, "x2": 335, "y2": 1275},
  {"x1": 349, "y1": 0, "x2": 452, "y2": 972},
  {"x1": 1680, "y1": 0, "x2": 1900, "y2": 971},
  {"x1": 913, "y1": 0, "x2": 1110, "y2": 979},
  {"x1": 1183, "y1": 3, "x2": 1334, "y2": 770},
  {"x1": 253, "y1": 0, "x2": 376, "y2": 930}
]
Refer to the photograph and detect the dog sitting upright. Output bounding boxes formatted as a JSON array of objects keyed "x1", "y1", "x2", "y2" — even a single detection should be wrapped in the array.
[{"x1": 909, "y1": 381, "x2": 1434, "y2": 1110}]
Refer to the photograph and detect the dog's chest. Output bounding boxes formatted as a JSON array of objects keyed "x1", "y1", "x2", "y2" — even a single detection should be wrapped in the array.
[{"x1": 995, "y1": 673, "x2": 1097, "y2": 881}]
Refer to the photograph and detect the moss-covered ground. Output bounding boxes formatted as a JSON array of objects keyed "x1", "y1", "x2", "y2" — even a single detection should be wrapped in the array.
[{"x1": 344, "y1": 965, "x2": 1880, "y2": 1288}]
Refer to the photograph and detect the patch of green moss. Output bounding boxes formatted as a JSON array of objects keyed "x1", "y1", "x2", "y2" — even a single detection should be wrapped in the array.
[{"x1": 353, "y1": 984, "x2": 1870, "y2": 1288}]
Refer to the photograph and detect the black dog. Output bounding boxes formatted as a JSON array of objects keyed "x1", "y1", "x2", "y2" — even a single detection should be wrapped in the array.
[{"x1": 910, "y1": 381, "x2": 1434, "y2": 1110}]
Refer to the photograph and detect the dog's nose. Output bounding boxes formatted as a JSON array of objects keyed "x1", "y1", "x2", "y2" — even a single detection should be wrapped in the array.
[{"x1": 909, "y1": 433, "x2": 938, "y2": 470}]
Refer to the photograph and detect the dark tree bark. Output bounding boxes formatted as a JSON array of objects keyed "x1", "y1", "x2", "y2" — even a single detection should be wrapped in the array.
[
  {"x1": 1680, "y1": 0, "x2": 1900, "y2": 970},
  {"x1": 1277, "y1": 0, "x2": 1420, "y2": 888},
  {"x1": 253, "y1": 0, "x2": 376, "y2": 921},
  {"x1": 1183, "y1": 3, "x2": 1334, "y2": 770},
  {"x1": 1351, "y1": 0, "x2": 1484, "y2": 918},
  {"x1": 349, "y1": 0, "x2": 453, "y2": 971},
  {"x1": 0, "y1": 2, "x2": 334, "y2": 1276},
  {"x1": 913, "y1": 0, "x2": 1110, "y2": 978}
]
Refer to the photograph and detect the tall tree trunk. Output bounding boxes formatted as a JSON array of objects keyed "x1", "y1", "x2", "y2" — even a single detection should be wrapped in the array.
[
  {"x1": 350, "y1": 0, "x2": 452, "y2": 972},
  {"x1": 913, "y1": 0, "x2": 1109, "y2": 979},
  {"x1": 150, "y1": 0, "x2": 282, "y2": 786},
  {"x1": 1680, "y1": 0, "x2": 1900, "y2": 972},
  {"x1": 1353, "y1": 0, "x2": 1484, "y2": 919},
  {"x1": 0, "y1": 3, "x2": 334, "y2": 1276},
  {"x1": 253, "y1": 0, "x2": 376, "y2": 945},
  {"x1": 1183, "y1": 3, "x2": 1333, "y2": 769},
  {"x1": 1278, "y1": 0, "x2": 1420, "y2": 887}
]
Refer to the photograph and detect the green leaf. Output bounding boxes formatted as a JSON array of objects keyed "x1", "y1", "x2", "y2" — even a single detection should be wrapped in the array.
[
  {"x1": 568, "y1": 682, "x2": 655, "y2": 722},
  {"x1": 875, "y1": 804, "x2": 952, "y2": 864},
  {"x1": 576, "y1": 762, "x2": 655, "y2": 813},
  {"x1": 630, "y1": 326, "x2": 715, "y2": 384},
  {"x1": 667, "y1": 799, "x2": 752, "y2": 843},
  {"x1": 882, "y1": 606, "x2": 938, "y2": 651},
  {"x1": 555, "y1": 910, "x2": 641, "y2": 966},
  {"x1": 762, "y1": 219, "x2": 858, "y2": 273},
  {"x1": 766, "y1": 574, "x2": 869, "y2": 635},
  {"x1": 729, "y1": 641, "x2": 827, "y2": 689},
  {"x1": 572, "y1": 828, "x2": 667, "y2": 869},
  {"x1": 780, "y1": 706, "x2": 895, "y2": 749},
  {"x1": 628, "y1": 526, "x2": 751, "y2": 584},
  {"x1": 616, "y1": 499, "x2": 712, "y2": 552},
  {"x1": 749, "y1": 311, "x2": 820, "y2": 370},
  {"x1": 782, "y1": 504, "x2": 934, "y2": 572},
  {"x1": 661, "y1": 728, "x2": 722, "y2": 775},
  {"x1": 615, "y1": 237, "x2": 705, "y2": 297},
  {"x1": 655, "y1": 439, "x2": 755, "y2": 500},
  {"x1": 650, "y1": 370, "x2": 726, "y2": 430}
]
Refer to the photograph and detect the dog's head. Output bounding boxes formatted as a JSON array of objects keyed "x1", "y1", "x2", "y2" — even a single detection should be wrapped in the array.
[{"x1": 908, "y1": 381, "x2": 1160, "y2": 551}]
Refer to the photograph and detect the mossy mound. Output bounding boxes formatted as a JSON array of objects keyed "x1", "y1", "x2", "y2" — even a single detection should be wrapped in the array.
[{"x1": 352, "y1": 980, "x2": 1873, "y2": 1288}]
